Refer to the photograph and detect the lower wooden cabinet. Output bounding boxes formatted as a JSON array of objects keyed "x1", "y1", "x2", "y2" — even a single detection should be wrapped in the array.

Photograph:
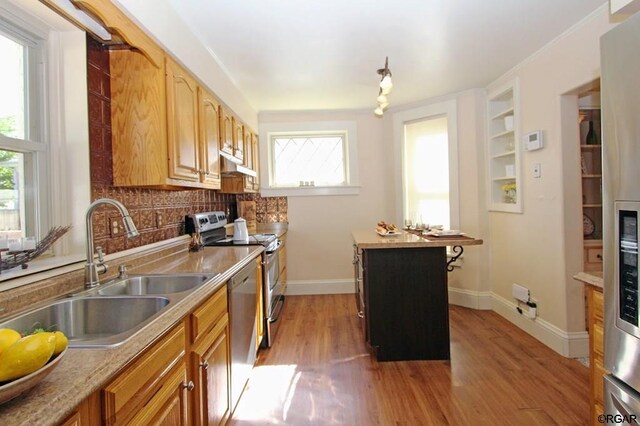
[
  {"x1": 191, "y1": 313, "x2": 230, "y2": 426},
  {"x1": 60, "y1": 283, "x2": 234, "y2": 426},
  {"x1": 587, "y1": 285, "x2": 606, "y2": 426},
  {"x1": 103, "y1": 323, "x2": 187, "y2": 425},
  {"x1": 127, "y1": 363, "x2": 190, "y2": 425}
]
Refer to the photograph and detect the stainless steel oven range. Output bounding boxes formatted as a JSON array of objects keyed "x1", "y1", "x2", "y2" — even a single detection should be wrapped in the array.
[{"x1": 185, "y1": 212, "x2": 284, "y2": 349}]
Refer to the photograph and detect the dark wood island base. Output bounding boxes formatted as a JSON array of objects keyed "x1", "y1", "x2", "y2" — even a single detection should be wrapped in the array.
[{"x1": 352, "y1": 230, "x2": 483, "y2": 362}]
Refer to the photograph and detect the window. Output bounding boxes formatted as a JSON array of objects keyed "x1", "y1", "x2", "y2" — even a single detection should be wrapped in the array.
[
  {"x1": 271, "y1": 133, "x2": 346, "y2": 187},
  {"x1": 260, "y1": 121, "x2": 359, "y2": 196},
  {"x1": 404, "y1": 116, "x2": 451, "y2": 229},
  {"x1": 393, "y1": 100, "x2": 459, "y2": 230},
  {"x1": 0, "y1": 1, "x2": 91, "y2": 286},
  {"x1": 0, "y1": 18, "x2": 46, "y2": 242}
]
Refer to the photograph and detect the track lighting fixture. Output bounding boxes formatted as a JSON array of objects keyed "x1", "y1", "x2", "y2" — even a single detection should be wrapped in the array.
[{"x1": 374, "y1": 57, "x2": 393, "y2": 117}]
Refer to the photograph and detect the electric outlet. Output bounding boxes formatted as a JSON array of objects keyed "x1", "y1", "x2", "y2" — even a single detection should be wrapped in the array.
[
  {"x1": 156, "y1": 212, "x2": 163, "y2": 228},
  {"x1": 110, "y1": 218, "x2": 120, "y2": 237}
]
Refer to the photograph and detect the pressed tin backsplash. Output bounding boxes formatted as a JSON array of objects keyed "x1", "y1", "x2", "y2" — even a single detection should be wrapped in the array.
[{"x1": 86, "y1": 36, "x2": 286, "y2": 255}]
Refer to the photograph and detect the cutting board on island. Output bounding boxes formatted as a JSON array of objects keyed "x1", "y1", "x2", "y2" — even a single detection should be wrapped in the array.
[{"x1": 238, "y1": 201, "x2": 257, "y2": 234}]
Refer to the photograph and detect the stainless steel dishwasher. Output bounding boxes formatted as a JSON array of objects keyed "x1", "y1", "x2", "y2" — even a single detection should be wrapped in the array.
[{"x1": 228, "y1": 260, "x2": 258, "y2": 413}]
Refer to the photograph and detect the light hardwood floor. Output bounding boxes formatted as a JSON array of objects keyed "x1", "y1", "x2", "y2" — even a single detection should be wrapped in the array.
[{"x1": 229, "y1": 294, "x2": 589, "y2": 425}]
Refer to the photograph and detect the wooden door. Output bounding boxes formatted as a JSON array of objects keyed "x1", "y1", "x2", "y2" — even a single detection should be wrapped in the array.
[
  {"x1": 128, "y1": 363, "x2": 190, "y2": 425},
  {"x1": 232, "y1": 117, "x2": 244, "y2": 162},
  {"x1": 198, "y1": 88, "x2": 222, "y2": 188},
  {"x1": 192, "y1": 315, "x2": 230, "y2": 426},
  {"x1": 220, "y1": 108, "x2": 234, "y2": 156},
  {"x1": 252, "y1": 133, "x2": 260, "y2": 191},
  {"x1": 166, "y1": 58, "x2": 200, "y2": 182}
]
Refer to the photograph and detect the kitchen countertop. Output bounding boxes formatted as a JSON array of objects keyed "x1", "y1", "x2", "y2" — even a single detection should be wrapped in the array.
[
  {"x1": 0, "y1": 244, "x2": 263, "y2": 425},
  {"x1": 352, "y1": 229, "x2": 483, "y2": 249},
  {"x1": 256, "y1": 222, "x2": 288, "y2": 238},
  {"x1": 573, "y1": 271, "x2": 603, "y2": 289}
]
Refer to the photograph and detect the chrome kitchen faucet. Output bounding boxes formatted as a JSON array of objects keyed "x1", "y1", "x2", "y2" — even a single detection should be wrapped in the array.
[{"x1": 84, "y1": 198, "x2": 139, "y2": 289}]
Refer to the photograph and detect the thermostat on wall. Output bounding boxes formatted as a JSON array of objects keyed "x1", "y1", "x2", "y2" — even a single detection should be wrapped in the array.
[{"x1": 523, "y1": 130, "x2": 544, "y2": 151}]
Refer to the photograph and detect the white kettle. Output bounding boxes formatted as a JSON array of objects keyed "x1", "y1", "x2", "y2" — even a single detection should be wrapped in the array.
[{"x1": 233, "y1": 217, "x2": 249, "y2": 242}]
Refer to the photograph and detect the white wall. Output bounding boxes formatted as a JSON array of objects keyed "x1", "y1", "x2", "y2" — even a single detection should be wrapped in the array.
[
  {"x1": 258, "y1": 110, "x2": 393, "y2": 293},
  {"x1": 114, "y1": 0, "x2": 258, "y2": 129},
  {"x1": 485, "y1": 5, "x2": 616, "y2": 355}
]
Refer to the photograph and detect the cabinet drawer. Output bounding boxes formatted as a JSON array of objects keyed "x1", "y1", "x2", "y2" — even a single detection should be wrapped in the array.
[
  {"x1": 191, "y1": 285, "x2": 227, "y2": 344},
  {"x1": 592, "y1": 289, "x2": 604, "y2": 321},
  {"x1": 587, "y1": 247, "x2": 603, "y2": 264},
  {"x1": 593, "y1": 322, "x2": 604, "y2": 357},
  {"x1": 103, "y1": 323, "x2": 186, "y2": 425}
]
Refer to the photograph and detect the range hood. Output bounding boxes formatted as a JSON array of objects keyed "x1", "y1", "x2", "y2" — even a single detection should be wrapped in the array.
[{"x1": 220, "y1": 152, "x2": 257, "y2": 177}]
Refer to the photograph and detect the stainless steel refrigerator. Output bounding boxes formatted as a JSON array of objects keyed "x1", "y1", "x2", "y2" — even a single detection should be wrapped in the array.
[{"x1": 602, "y1": 10, "x2": 640, "y2": 420}]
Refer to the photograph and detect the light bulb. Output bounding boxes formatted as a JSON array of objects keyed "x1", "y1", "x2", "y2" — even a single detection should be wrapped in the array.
[
  {"x1": 377, "y1": 94, "x2": 388, "y2": 104},
  {"x1": 374, "y1": 107, "x2": 384, "y2": 116},
  {"x1": 378, "y1": 101, "x2": 389, "y2": 109},
  {"x1": 380, "y1": 75, "x2": 393, "y2": 94}
]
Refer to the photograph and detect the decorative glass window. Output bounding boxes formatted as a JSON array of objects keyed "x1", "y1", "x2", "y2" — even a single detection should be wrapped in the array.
[
  {"x1": 260, "y1": 120, "x2": 359, "y2": 196},
  {"x1": 270, "y1": 133, "x2": 347, "y2": 187}
]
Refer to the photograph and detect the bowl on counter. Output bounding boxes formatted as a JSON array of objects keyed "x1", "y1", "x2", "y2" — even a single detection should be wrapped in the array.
[{"x1": 0, "y1": 348, "x2": 67, "y2": 405}]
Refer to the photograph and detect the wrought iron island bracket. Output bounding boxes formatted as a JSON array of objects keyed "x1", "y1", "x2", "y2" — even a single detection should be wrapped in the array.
[{"x1": 446, "y1": 245, "x2": 464, "y2": 272}]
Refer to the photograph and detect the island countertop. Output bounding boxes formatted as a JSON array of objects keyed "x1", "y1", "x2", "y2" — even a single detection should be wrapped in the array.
[{"x1": 352, "y1": 229, "x2": 483, "y2": 249}]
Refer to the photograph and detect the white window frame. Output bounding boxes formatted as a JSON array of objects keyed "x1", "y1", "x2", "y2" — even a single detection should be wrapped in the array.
[
  {"x1": 259, "y1": 121, "x2": 360, "y2": 197},
  {"x1": 392, "y1": 100, "x2": 460, "y2": 230},
  {"x1": 0, "y1": 1, "x2": 90, "y2": 287}
]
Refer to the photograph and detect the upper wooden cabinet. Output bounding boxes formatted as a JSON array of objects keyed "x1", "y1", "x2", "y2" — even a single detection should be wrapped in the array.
[
  {"x1": 110, "y1": 49, "x2": 169, "y2": 187},
  {"x1": 198, "y1": 88, "x2": 222, "y2": 188},
  {"x1": 166, "y1": 57, "x2": 200, "y2": 183},
  {"x1": 251, "y1": 133, "x2": 260, "y2": 192},
  {"x1": 233, "y1": 117, "x2": 245, "y2": 162},
  {"x1": 220, "y1": 107, "x2": 234, "y2": 157}
]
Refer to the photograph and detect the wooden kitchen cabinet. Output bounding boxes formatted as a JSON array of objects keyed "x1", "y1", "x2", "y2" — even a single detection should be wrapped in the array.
[
  {"x1": 58, "y1": 391, "x2": 101, "y2": 426},
  {"x1": 587, "y1": 285, "x2": 606, "y2": 426},
  {"x1": 220, "y1": 130, "x2": 260, "y2": 194},
  {"x1": 233, "y1": 117, "x2": 245, "y2": 162},
  {"x1": 279, "y1": 233, "x2": 287, "y2": 294},
  {"x1": 191, "y1": 314, "x2": 230, "y2": 426},
  {"x1": 166, "y1": 57, "x2": 201, "y2": 183},
  {"x1": 190, "y1": 285, "x2": 231, "y2": 426},
  {"x1": 198, "y1": 87, "x2": 222, "y2": 188},
  {"x1": 220, "y1": 107, "x2": 234, "y2": 157},
  {"x1": 103, "y1": 323, "x2": 188, "y2": 425}
]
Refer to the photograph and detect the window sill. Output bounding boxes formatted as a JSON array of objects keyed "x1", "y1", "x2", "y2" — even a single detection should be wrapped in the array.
[{"x1": 261, "y1": 185, "x2": 361, "y2": 197}]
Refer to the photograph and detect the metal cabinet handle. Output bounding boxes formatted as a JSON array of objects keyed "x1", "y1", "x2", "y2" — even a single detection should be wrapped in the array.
[
  {"x1": 200, "y1": 361, "x2": 209, "y2": 370},
  {"x1": 184, "y1": 381, "x2": 195, "y2": 392},
  {"x1": 357, "y1": 311, "x2": 364, "y2": 319}
]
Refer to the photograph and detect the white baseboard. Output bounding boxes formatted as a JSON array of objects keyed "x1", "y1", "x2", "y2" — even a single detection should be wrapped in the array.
[
  {"x1": 448, "y1": 287, "x2": 492, "y2": 310},
  {"x1": 283, "y1": 280, "x2": 588, "y2": 358},
  {"x1": 286, "y1": 279, "x2": 354, "y2": 295},
  {"x1": 491, "y1": 292, "x2": 589, "y2": 358}
]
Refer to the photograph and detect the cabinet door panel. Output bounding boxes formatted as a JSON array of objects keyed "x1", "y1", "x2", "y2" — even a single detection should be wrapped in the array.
[
  {"x1": 166, "y1": 58, "x2": 199, "y2": 182},
  {"x1": 232, "y1": 117, "x2": 244, "y2": 162},
  {"x1": 220, "y1": 108, "x2": 234, "y2": 156},
  {"x1": 193, "y1": 315, "x2": 230, "y2": 426},
  {"x1": 129, "y1": 363, "x2": 189, "y2": 426},
  {"x1": 198, "y1": 88, "x2": 222, "y2": 188}
]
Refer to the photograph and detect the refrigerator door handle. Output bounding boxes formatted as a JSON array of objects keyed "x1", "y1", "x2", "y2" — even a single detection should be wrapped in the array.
[{"x1": 611, "y1": 392, "x2": 637, "y2": 418}]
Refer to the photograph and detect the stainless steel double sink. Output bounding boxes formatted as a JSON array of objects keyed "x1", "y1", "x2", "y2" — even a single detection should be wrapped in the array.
[{"x1": 0, "y1": 273, "x2": 219, "y2": 348}]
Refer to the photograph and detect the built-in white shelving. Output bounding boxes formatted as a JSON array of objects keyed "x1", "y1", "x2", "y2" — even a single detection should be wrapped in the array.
[{"x1": 486, "y1": 79, "x2": 521, "y2": 213}]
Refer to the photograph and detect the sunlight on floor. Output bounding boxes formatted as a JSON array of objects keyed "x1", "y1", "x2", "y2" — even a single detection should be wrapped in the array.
[{"x1": 232, "y1": 364, "x2": 299, "y2": 423}]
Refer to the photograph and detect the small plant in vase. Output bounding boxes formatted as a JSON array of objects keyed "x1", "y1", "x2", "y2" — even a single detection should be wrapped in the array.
[{"x1": 502, "y1": 182, "x2": 517, "y2": 204}]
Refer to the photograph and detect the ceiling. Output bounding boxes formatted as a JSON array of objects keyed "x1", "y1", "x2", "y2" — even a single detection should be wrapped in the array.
[{"x1": 166, "y1": 0, "x2": 608, "y2": 112}]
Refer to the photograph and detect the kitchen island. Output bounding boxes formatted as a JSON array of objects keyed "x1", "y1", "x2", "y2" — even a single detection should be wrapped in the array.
[{"x1": 352, "y1": 230, "x2": 482, "y2": 361}]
